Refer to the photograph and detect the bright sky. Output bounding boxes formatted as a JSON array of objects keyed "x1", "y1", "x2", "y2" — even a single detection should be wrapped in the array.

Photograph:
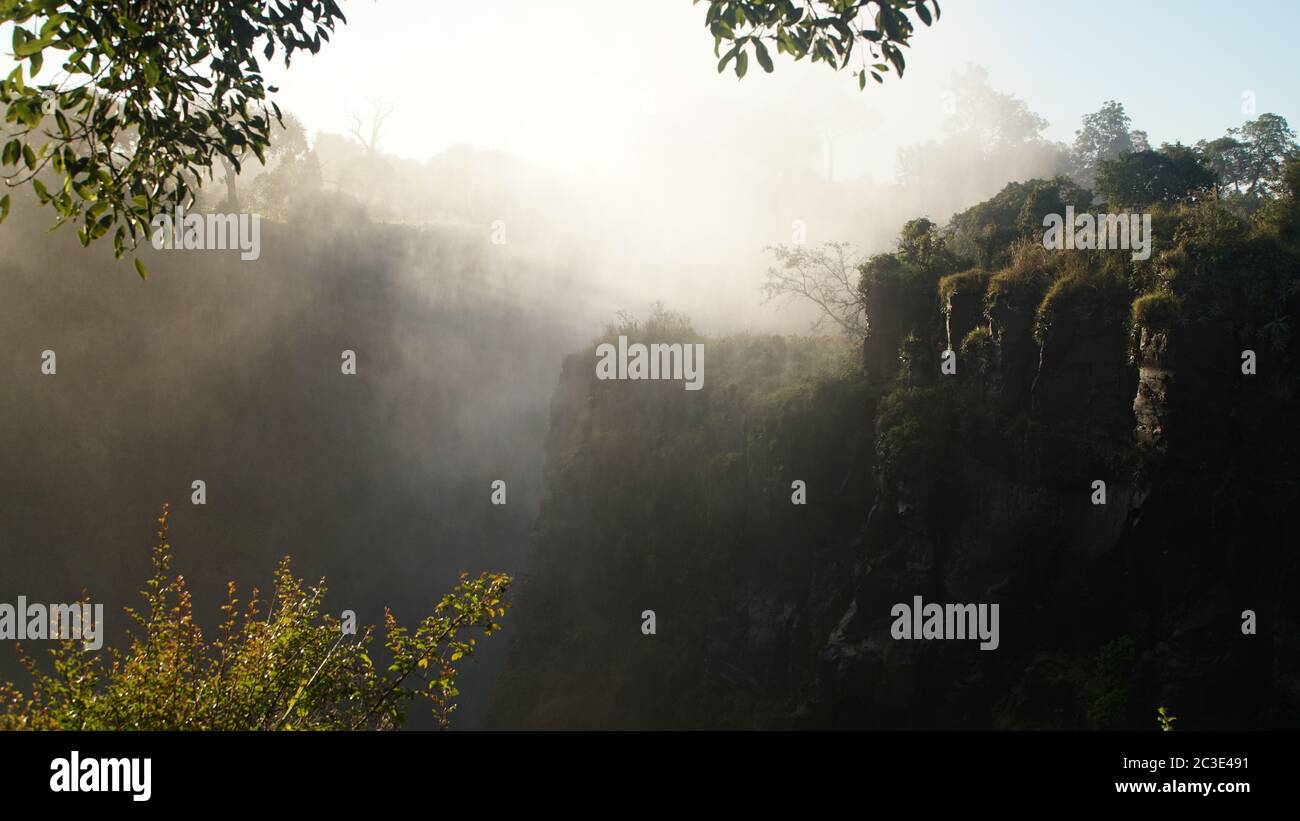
[
  {"x1": 2, "y1": 2, "x2": 1297, "y2": 183},
  {"x1": 257, "y1": 0, "x2": 1300, "y2": 183}
]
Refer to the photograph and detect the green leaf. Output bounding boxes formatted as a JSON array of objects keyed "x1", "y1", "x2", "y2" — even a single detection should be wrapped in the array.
[
  {"x1": 754, "y1": 39, "x2": 774, "y2": 73},
  {"x1": 735, "y1": 49, "x2": 748, "y2": 78},
  {"x1": 0, "y1": 194, "x2": 9, "y2": 224},
  {"x1": 717, "y1": 42, "x2": 740, "y2": 73},
  {"x1": 134, "y1": 257, "x2": 148, "y2": 281}
]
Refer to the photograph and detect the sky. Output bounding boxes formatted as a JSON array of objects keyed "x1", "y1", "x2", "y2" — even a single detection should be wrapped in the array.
[
  {"x1": 255, "y1": 0, "x2": 1300, "y2": 183},
  {"x1": 2, "y1": 1, "x2": 1297, "y2": 183}
]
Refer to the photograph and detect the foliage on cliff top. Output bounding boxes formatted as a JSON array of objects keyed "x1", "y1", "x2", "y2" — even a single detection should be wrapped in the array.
[
  {"x1": 1159, "y1": 197, "x2": 1298, "y2": 348},
  {"x1": 1094, "y1": 145, "x2": 1216, "y2": 208},
  {"x1": 983, "y1": 240, "x2": 1059, "y2": 327},
  {"x1": 1034, "y1": 268, "x2": 1131, "y2": 343},
  {"x1": 938, "y1": 268, "x2": 990, "y2": 303},
  {"x1": 599, "y1": 301, "x2": 704, "y2": 345},
  {"x1": 945, "y1": 176, "x2": 1092, "y2": 269},
  {"x1": 859, "y1": 217, "x2": 959, "y2": 336},
  {"x1": 1131, "y1": 291, "x2": 1183, "y2": 332},
  {"x1": 0, "y1": 505, "x2": 510, "y2": 730}
]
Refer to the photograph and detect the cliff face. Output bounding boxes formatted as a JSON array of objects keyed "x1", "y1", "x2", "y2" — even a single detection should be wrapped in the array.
[
  {"x1": 488, "y1": 307, "x2": 1299, "y2": 728},
  {"x1": 490, "y1": 194, "x2": 1300, "y2": 729},
  {"x1": 489, "y1": 336, "x2": 871, "y2": 728},
  {"x1": 844, "y1": 261, "x2": 1300, "y2": 728}
]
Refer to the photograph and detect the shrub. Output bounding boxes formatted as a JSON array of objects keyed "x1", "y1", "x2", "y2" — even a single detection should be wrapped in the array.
[
  {"x1": 946, "y1": 177, "x2": 1092, "y2": 268},
  {"x1": 986, "y1": 238, "x2": 1056, "y2": 311},
  {"x1": 1035, "y1": 269, "x2": 1130, "y2": 343},
  {"x1": 960, "y1": 326, "x2": 995, "y2": 374},
  {"x1": 874, "y1": 386, "x2": 955, "y2": 502},
  {"x1": 1130, "y1": 291, "x2": 1183, "y2": 331},
  {"x1": 1082, "y1": 635, "x2": 1137, "y2": 729},
  {"x1": 860, "y1": 220, "x2": 960, "y2": 337},
  {"x1": 0, "y1": 505, "x2": 510, "y2": 730},
  {"x1": 938, "y1": 268, "x2": 990, "y2": 304}
]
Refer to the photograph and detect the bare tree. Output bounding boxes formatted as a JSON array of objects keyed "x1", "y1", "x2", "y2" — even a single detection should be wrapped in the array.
[
  {"x1": 761, "y1": 241, "x2": 867, "y2": 337},
  {"x1": 347, "y1": 99, "x2": 396, "y2": 154}
]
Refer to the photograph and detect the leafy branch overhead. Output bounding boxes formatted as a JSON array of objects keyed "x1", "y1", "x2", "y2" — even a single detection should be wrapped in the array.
[
  {"x1": 697, "y1": 0, "x2": 940, "y2": 87},
  {"x1": 0, "y1": 0, "x2": 346, "y2": 277}
]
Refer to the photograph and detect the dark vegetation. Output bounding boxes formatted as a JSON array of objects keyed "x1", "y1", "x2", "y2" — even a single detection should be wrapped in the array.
[
  {"x1": 2, "y1": 2, "x2": 1297, "y2": 730},
  {"x1": 491, "y1": 126, "x2": 1300, "y2": 729}
]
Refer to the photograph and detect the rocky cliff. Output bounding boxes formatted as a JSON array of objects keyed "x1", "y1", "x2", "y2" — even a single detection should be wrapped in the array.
[{"x1": 489, "y1": 188, "x2": 1300, "y2": 730}]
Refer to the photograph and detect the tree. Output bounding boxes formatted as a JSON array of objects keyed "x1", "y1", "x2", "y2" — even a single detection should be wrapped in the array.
[
  {"x1": 347, "y1": 99, "x2": 395, "y2": 154},
  {"x1": 1195, "y1": 114, "x2": 1298, "y2": 209},
  {"x1": 762, "y1": 241, "x2": 868, "y2": 337},
  {"x1": 895, "y1": 66, "x2": 1069, "y2": 216},
  {"x1": 0, "y1": 505, "x2": 511, "y2": 730},
  {"x1": 245, "y1": 113, "x2": 319, "y2": 218},
  {"x1": 897, "y1": 216, "x2": 955, "y2": 271},
  {"x1": 938, "y1": 64, "x2": 1048, "y2": 148},
  {"x1": 218, "y1": 108, "x2": 309, "y2": 210},
  {"x1": 858, "y1": 217, "x2": 958, "y2": 339},
  {"x1": 1070, "y1": 100, "x2": 1148, "y2": 186},
  {"x1": 1235, "y1": 113, "x2": 1298, "y2": 197},
  {"x1": 0, "y1": 0, "x2": 346, "y2": 278},
  {"x1": 945, "y1": 176, "x2": 1091, "y2": 268},
  {"x1": 696, "y1": 0, "x2": 941, "y2": 89},
  {"x1": 1195, "y1": 134, "x2": 1249, "y2": 194},
  {"x1": 1094, "y1": 144, "x2": 1215, "y2": 207}
]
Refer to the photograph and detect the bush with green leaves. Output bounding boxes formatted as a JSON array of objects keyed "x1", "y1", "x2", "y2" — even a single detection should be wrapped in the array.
[
  {"x1": 0, "y1": 504, "x2": 510, "y2": 730},
  {"x1": 1082, "y1": 635, "x2": 1137, "y2": 729},
  {"x1": 985, "y1": 238, "x2": 1056, "y2": 312},
  {"x1": 959, "y1": 325, "x2": 993, "y2": 375},
  {"x1": 1130, "y1": 291, "x2": 1183, "y2": 332},
  {"x1": 0, "y1": 0, "x2": 346, "y2": 277},
  {"x1": 859, "y1": 218, "x2": 957, "y2": 337},
  {"x1": 1034, "y1": 268, "x2": 1130, "y2": 345},
  {"x1": 873, "y1": 385, "x2": 956, "y2": 509},
  {"x1": 946, "y1": 177, "x2": 1092, "y2": 269},
  {"x1": 937, "y1": 268, "x2": 990, "y2": 304}
]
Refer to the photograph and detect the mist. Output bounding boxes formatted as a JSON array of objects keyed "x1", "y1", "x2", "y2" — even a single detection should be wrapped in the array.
[
  {"x1": 2, "y1": 1, "x2": 1295, "y2": 732},
  {"x1": 0, "y1": 10, "x2": 1190, "y2": 727}
]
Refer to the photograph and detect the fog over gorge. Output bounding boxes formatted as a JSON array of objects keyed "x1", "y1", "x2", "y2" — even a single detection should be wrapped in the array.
[
  {"x1": 1, "y1": 0, "x2": 1298, "y2": 745},
  {"x1": 0, "y1": 3, "x2": 1050, "y2": 725}
]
